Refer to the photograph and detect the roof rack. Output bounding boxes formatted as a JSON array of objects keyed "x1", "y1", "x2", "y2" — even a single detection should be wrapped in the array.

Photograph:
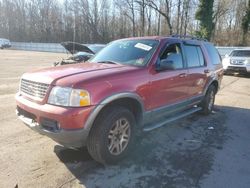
[{"x1": 171, "y1": 34, "x2": 208, "y2": 42}]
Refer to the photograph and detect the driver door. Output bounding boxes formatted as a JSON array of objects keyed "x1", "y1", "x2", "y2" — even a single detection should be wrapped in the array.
[{"x1": 149, "y1": 42, "x2": 189, "y2": 110}]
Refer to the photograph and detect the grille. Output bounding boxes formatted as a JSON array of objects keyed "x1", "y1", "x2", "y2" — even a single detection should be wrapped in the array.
[
  {"x1": 227, "y1": 66, "x2": 247, "y2": 72},
  {"x1": 20, "y1": 79, "x2": 49, "y2": 100},
  {"x1": 230, "y1": 60, "x2": 244, "y2": 65}
]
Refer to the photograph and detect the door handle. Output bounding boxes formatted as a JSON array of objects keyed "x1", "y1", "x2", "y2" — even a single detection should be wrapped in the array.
[
  {"x1": 204, "y1": 69, "x2": 210, "y2": 73},
  {"x1": 179, "y1": 73, "x2": 187, "y2": 78}
]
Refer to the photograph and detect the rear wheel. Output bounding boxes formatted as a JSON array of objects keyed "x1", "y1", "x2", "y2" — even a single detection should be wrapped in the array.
[
  {"x1": 201, "y1": 85, "x2": 216, "y2": 115},
  {"x1": 87, "y1": 106, "x2": 136, "y2": 164}
]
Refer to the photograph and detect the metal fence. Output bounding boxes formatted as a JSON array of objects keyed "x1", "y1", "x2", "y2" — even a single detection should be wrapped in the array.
[
  {"x1": 9, "y1": 42, "x2": 249, "y2": 57},
  {"x1": 216, "y1": 46, "x2": 246, "y2": 57},
  {"x1": 11, "y1": 42, "x2": 67, "y2": 53}
]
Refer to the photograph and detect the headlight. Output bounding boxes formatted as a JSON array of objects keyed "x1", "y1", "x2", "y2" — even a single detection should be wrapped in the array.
[
  {"x1": 245, "y1": 59, "x2": 250, "y2": 65},
  {"x1": 48, "y1": 86, "x2": 90, "y2": 107},
  {"x1": 222, "y1": 58, "x2": 230, "y2": 69}
]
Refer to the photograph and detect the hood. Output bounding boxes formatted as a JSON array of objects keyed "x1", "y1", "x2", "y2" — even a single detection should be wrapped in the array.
[
  {"x1": 61, "y1": 41, "x2": 95, "y2": 54},
  {"x1": 22, "y1": 63, "x2": 126, "y2": 85}
]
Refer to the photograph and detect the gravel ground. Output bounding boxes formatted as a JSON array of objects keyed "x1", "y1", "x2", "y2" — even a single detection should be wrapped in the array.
[{"x1": 0, "y1": 50, "x2": 249, "y2": 188}]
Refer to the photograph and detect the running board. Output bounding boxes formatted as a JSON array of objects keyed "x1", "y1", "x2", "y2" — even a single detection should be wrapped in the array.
[{"x1": 143, "y1": 107, "x2": 202, "y2": 132}]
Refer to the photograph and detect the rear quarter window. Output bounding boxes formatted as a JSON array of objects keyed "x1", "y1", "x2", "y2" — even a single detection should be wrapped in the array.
[{"x1": 204, "y1": 43, "x2": 221, "y2": 65}]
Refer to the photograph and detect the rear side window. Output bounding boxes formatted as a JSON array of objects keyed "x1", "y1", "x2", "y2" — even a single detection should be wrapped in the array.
[
  {"x1": 184, "y1": 45, "x2": 205, "y2": 67},
  {"x1": 205, "y1": 43, "x2": 221, "y2": 65}
]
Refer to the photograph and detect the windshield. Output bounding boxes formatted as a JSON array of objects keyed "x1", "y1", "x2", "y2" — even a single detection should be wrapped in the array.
[
  {"x1": 90, "y1": 39, "x2": 159, "y2": 66},
  {"x1": 230, "y1": 50, "x2": 250, "y2": 57}
]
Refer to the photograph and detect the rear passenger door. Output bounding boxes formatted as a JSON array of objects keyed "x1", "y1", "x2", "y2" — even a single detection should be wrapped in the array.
[{"x1": 183, "y1": 44, "x2": 208, "y2": 98}]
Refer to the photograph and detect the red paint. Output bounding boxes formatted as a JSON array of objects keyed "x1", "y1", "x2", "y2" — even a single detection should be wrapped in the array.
[{"x1": 16, "y1": 36, "x2": 223, "y2": 130}]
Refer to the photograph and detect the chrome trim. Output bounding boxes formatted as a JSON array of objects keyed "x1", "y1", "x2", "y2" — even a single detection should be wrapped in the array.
[{"x1": 20, "y1": 79, "x2": 49, "y2": 100}]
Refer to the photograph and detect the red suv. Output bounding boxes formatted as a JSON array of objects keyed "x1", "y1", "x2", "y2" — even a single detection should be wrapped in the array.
[{"x1": 16, "y1": 36, "x2": 223, "y2": 164}]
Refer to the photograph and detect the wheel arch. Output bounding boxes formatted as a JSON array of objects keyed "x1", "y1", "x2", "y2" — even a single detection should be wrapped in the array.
[
  {"x1": 209, "y1": 80, "x2": 219, "y2": 93},
  {"x1": 204, "y1": 79, "x2": 219, "y2": 95},
  {"x1": 84, "y1": 93, "x2": 145, "y2": 131}
]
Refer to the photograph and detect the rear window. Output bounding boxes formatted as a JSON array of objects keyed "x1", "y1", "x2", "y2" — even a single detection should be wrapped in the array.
[
  {"x1": 230, "y1": 50, "x2": 250, "y2": 57},
  {"x1": 204, "y1": 43, "x2": 221, "y2": 65}
]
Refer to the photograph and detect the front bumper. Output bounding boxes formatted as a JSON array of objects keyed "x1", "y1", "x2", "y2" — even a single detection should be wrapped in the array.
[
  {"x1": 16, "y1": 112, "x2": 89, "y2": 148},
  {"x1": 224, "y1": 65, "x2": 250, "y2": 73},
  {"x1": 15, "y1": 93, "x2": 95, "y2": 148},
  {"x1": 2, "y1": 44, "x2": 11, "y2": 48}
]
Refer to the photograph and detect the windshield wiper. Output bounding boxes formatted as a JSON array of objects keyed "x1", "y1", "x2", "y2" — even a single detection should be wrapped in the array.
[{"x1": 97, "y1": 60, "x2": 121, "y2": 65}]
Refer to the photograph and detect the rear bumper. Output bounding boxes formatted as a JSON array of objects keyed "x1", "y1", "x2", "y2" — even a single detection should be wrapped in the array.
[{"x1": 15, "y1": 93, "x2": 95, "y2": 148}]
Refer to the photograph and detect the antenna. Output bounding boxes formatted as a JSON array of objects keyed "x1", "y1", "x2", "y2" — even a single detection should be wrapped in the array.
[{"x1": 73, "y1": 12, "x2": 76, "y2": 53}]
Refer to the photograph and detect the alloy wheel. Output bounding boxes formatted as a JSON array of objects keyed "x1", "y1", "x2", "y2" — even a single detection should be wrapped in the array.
[{"x1": 108, "y1": 118, "x2": 131, "y2": 155}]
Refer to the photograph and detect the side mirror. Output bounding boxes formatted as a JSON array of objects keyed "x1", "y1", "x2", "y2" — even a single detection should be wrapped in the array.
[{"x1": 156, "y1": 59, "x2": 175, "y2": 71}]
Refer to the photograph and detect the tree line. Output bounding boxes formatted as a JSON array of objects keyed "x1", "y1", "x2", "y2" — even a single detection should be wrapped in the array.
[{"x1": 0, "y1": 0, "x2": 249, "y2": 46}]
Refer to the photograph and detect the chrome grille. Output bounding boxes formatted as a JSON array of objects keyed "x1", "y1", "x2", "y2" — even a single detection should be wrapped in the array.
[
  {"x1": 20, "y1": 79, "x2": 49, "y2": 100},
  {"x1": 230, "y1": 60, "x2": 244, "y2": 65}
]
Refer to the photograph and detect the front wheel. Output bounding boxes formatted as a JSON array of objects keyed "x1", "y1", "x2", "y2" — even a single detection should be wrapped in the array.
[
  {"x1": 87, "y1": 106, "x2": 136, "y2": 164},
  {"x1": 200, "y1": 85, "x2": 216, "y2": 115}
]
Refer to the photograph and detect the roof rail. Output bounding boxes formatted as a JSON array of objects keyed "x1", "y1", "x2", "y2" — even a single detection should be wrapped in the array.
[{"x1": 171, "y1": 34, "x2": 208, "y2": 42}]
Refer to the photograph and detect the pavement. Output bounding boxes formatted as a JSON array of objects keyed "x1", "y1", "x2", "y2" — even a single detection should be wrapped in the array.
[{"x1": 0, "y1": 50, "x2": 249, "y2": 188}]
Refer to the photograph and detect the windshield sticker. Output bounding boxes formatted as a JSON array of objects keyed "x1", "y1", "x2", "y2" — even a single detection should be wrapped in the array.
[{"x1": 135, "y1": 43, "x2": 152, "y2": 51}]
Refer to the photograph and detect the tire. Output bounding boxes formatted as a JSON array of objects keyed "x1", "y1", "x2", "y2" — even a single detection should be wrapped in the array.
[
  {"x1": 200, "y1": 85, "x2": 216, "y2": 115},
  {"x1": 87, "y1": 106, "x2": 136, "y2": 164}
]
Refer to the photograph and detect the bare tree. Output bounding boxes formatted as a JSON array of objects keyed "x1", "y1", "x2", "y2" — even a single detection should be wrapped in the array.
[
  {"x1": 146, "y1": 0, "x2": 173, "y2": 35},
  {"x1": 135, "y1": 0, "x2": 146, "y2": 36},
  {"x1": 176, "y1": 0, "x2": 181, "y2": 34},
  {"x1": 0, "y1": 0, "x2": 249, "y2": 45},
  {"x1": 116, "y1": 0, "x2": 137, "y2": 36}
]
